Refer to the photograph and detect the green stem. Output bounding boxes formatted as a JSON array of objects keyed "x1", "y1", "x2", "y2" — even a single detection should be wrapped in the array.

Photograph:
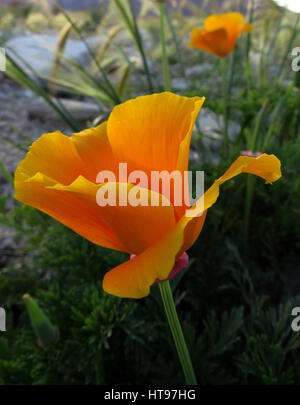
[
  {"x1": 243, "y1": 175, "x2": 256, "y2": 249},
  {"x1": 128, "y1": 0, "x2": 154, "y2": 93},
  {"x1": 159, "y1": 2, "x2": 171, "y2": 91},
  {"x1": 165, "y1": 8, "x2": 186, "y2": 79},
  {"x1": 246, "y1": 0, "x2": 254, "y2": 62},
  {"x1": 278, "y1": 15, "x2": 300, "y2": 79},
  {"x1": 221, "y1": 58, "x2": 229, "y2": 153},
  {"x1": 251, "y1": 98, "x2": 269, "y2": 151},
  {"x1": 294, "y1": 70, "x2": 300, "y2": 139},
  {"x1": 159, "y1": 280, "x2": 197, "y2": 385}
]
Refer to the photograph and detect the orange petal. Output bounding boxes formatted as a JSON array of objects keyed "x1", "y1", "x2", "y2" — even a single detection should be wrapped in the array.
[
  {"x1": 14, "y1": 131, "x2": 125, "y2": 251},
  {"x1": 15, "y1": 172, "x2": 125, "y2": 251},
  {"x1": 15, "y1": 131, "x2": 87, "y2": 185},
  {"x1": 50, "y1": 178, "x2": 176, "y2": 254},
  {"x1": 188, "y1": 27, "x2": 230, "y2": 57},
  {"x1": 103, "y1": 153, "x2": 281, "y2": 298},
  {"x1": 190, "y1": 13, "x2": 252, "y2": 57},
  {"x1": 107, "y1": 92, "x2": 204, "y2": 176},
  {"x1": 72, "y1": 121, "x2": 117, "y2": 183},
  {"x1": 184, "y1": 153, "x2": 282, "y2": 221},
  {"x1": 205, "y1": 12, "x2": 251, "y2": 52},
  {"x1": 204, "y1": 12, "x2": 246, "y2": 33},
  {"x1": 103, "y1": 221, "x2": 184, "y2": 298},
  {"x1": 217, "y1": 154, "x2": 282, "y2": 185}
]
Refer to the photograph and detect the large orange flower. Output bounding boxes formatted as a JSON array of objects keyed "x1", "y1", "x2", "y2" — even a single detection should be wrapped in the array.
[
  {"x1": 15, "y1": 92, "x2": 281, "y2": 298},
  {"x1": 188, "y1": 12, "x2": 253, "y2": 57}
]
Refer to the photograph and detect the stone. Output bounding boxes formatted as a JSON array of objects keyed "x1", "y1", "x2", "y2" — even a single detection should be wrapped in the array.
[
  {"x1": 186, "y1": 63, "x2": 212, "y2": 78},
  {"x1": 5, "y1": 33, "x2": 102, "y2": 80},
  {"x1": 27, "y1": 96, "x2": 101, "y2": 122}
]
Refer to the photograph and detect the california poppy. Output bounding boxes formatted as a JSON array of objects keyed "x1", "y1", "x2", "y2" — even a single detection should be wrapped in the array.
[
  {"x1": 188, "y1": 12, "x2": 253, "y2": 57},
  {"x1": 15, "y1": 92, "x2": 281, "y2": 299}
]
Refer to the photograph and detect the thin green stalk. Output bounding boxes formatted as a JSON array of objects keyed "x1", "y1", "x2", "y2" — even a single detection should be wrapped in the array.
[
  {"x1": 114, "y1": 0, "x2": 154, "y2": 92},
  {"x1": 250, "y1": 98, "x2": 269, "y2": 151},
  {"x1": 228, "y1": 46, "x2": 236, "y2": 93},
  {"x1": 159, "y1": 2, "x2": 170, "y2": 91},
  {"x1": 259, "y1": 16, "x2": 270, "y2": 85},
  {"x1": 5, "y1": 53, "x2": 79, "y2": 132},
  {"x1": 159, "y1": 281, "x2": 197, "y2": 385},
  {"x1": 263, "y1": 85, "x2": 293, "y2": 149},
  {"x1": 128, "y1": 0, "x2": 154, "y2": 93},
  {"x1": 59, "y1": 6, "x2": 121, "y2": 104},
  {"x1": 294, "y1": 70, "x2": 300, "y2": 139},
  {"x1": 222, "y1": 50, "x2": 236, "y2": 150},
  {"x1": 243, "y1": 99, "x2": 268, "y2": 247},
  {"x1": 278, "y1": 15, "x2": 300, "y2": 79},
  {"x1": 0, "y1": 161, "x2": 14, "y2": 187},
  {"x1": 165, "y1": 8, "x2": 186, "y2": 79},
  {"x1": 50, "y1": 21, "x2": 72, "y2": 96},
  {"x1": 221, "y1": 58, "x2": 229, "y2": 152},
  {"x1": 243, "y1": 176, "x2": 256, "y2": 249},
  {"x1": 266, "y1": 9, "x2": 286, "y2": 70},
  {"x1": 246, "y1": 0, "x2": 254, "y2": 61}
]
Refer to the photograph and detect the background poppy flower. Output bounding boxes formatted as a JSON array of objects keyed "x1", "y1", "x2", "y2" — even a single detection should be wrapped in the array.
[
  {"x1": 15, "y1": 92, "x2": 281, "y2": 299},
  {"x1": 188, "y1": 12, "x2": 253, "y2": 57}
]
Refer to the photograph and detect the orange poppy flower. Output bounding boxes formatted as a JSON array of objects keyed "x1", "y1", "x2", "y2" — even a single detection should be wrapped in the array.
[
  {"x1": 14, "y1": 92, "x2": 281, "y2": 299},
  {"x1": 188, "y1": 12, "x2": 253, "y2": 57}
]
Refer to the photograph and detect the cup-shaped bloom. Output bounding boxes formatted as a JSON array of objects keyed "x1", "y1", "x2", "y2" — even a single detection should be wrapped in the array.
[
  {"x1": 188, "y1": 12, "x2": 253, "y2": 57},
  {"x1": 15, "y1": 92, "x2": 281, "y2": 299}
]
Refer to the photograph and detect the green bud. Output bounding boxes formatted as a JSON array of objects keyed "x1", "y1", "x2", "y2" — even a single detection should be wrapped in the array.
[{"x1": 23, "y1": 294, "x2": 59, "y2": 347}]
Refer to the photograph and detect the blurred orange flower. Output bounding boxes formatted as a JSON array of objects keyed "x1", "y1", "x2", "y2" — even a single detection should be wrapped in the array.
[
  {"x1": 188, "y1": 12, "x2": 253, "y2": 57},
  {"x1": 15, "y1": 92, "x2": 280, "y2": 299}
]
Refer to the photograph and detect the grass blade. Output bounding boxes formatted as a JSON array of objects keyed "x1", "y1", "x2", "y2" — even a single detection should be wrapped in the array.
[
  {"x1": 114, "y1": 0, "x2": 154, "y2": 92},
  {"x1": 5, "y1": 52, "x2": 79, "y2": 131}
]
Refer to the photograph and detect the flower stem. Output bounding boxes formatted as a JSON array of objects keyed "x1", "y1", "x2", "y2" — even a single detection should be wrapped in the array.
[
  {"x1": 159, "y1": 280, "x2": 197, "y2": 385},
  {"x1": 159, "y1": 2, "x2": 171, "y2": 91}
]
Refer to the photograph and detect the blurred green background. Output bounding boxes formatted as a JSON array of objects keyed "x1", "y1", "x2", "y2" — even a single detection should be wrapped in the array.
[{"x1": 0, "y1": 0, "x2": 300, "y2": 384}]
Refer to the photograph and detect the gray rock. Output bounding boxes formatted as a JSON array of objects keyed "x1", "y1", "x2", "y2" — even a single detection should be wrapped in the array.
[
  {"x1": 189, "y1": 148, "x2": 201, "y2": 165},
  {"x1": 171, "y1": 78, "x2": 188, "y2": 91},
  {"x1": 5, "y1": 33, "x2": 102, "y2": 80},
  {"x1": 195, "y1": 108, "x2": 241, "y2": 165},
  {"x1": 0, "y1": 228, "x2": 16, "y2": 268},
  {"x1": 28, "y1": 97, "x2": 101, "y2": 122},
  {"x1": 198, "y1": 108, "x2": 241, "y2": 141},
  {"x1": 186, "y1": 63, "x2": 212, "y2": 78}
]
